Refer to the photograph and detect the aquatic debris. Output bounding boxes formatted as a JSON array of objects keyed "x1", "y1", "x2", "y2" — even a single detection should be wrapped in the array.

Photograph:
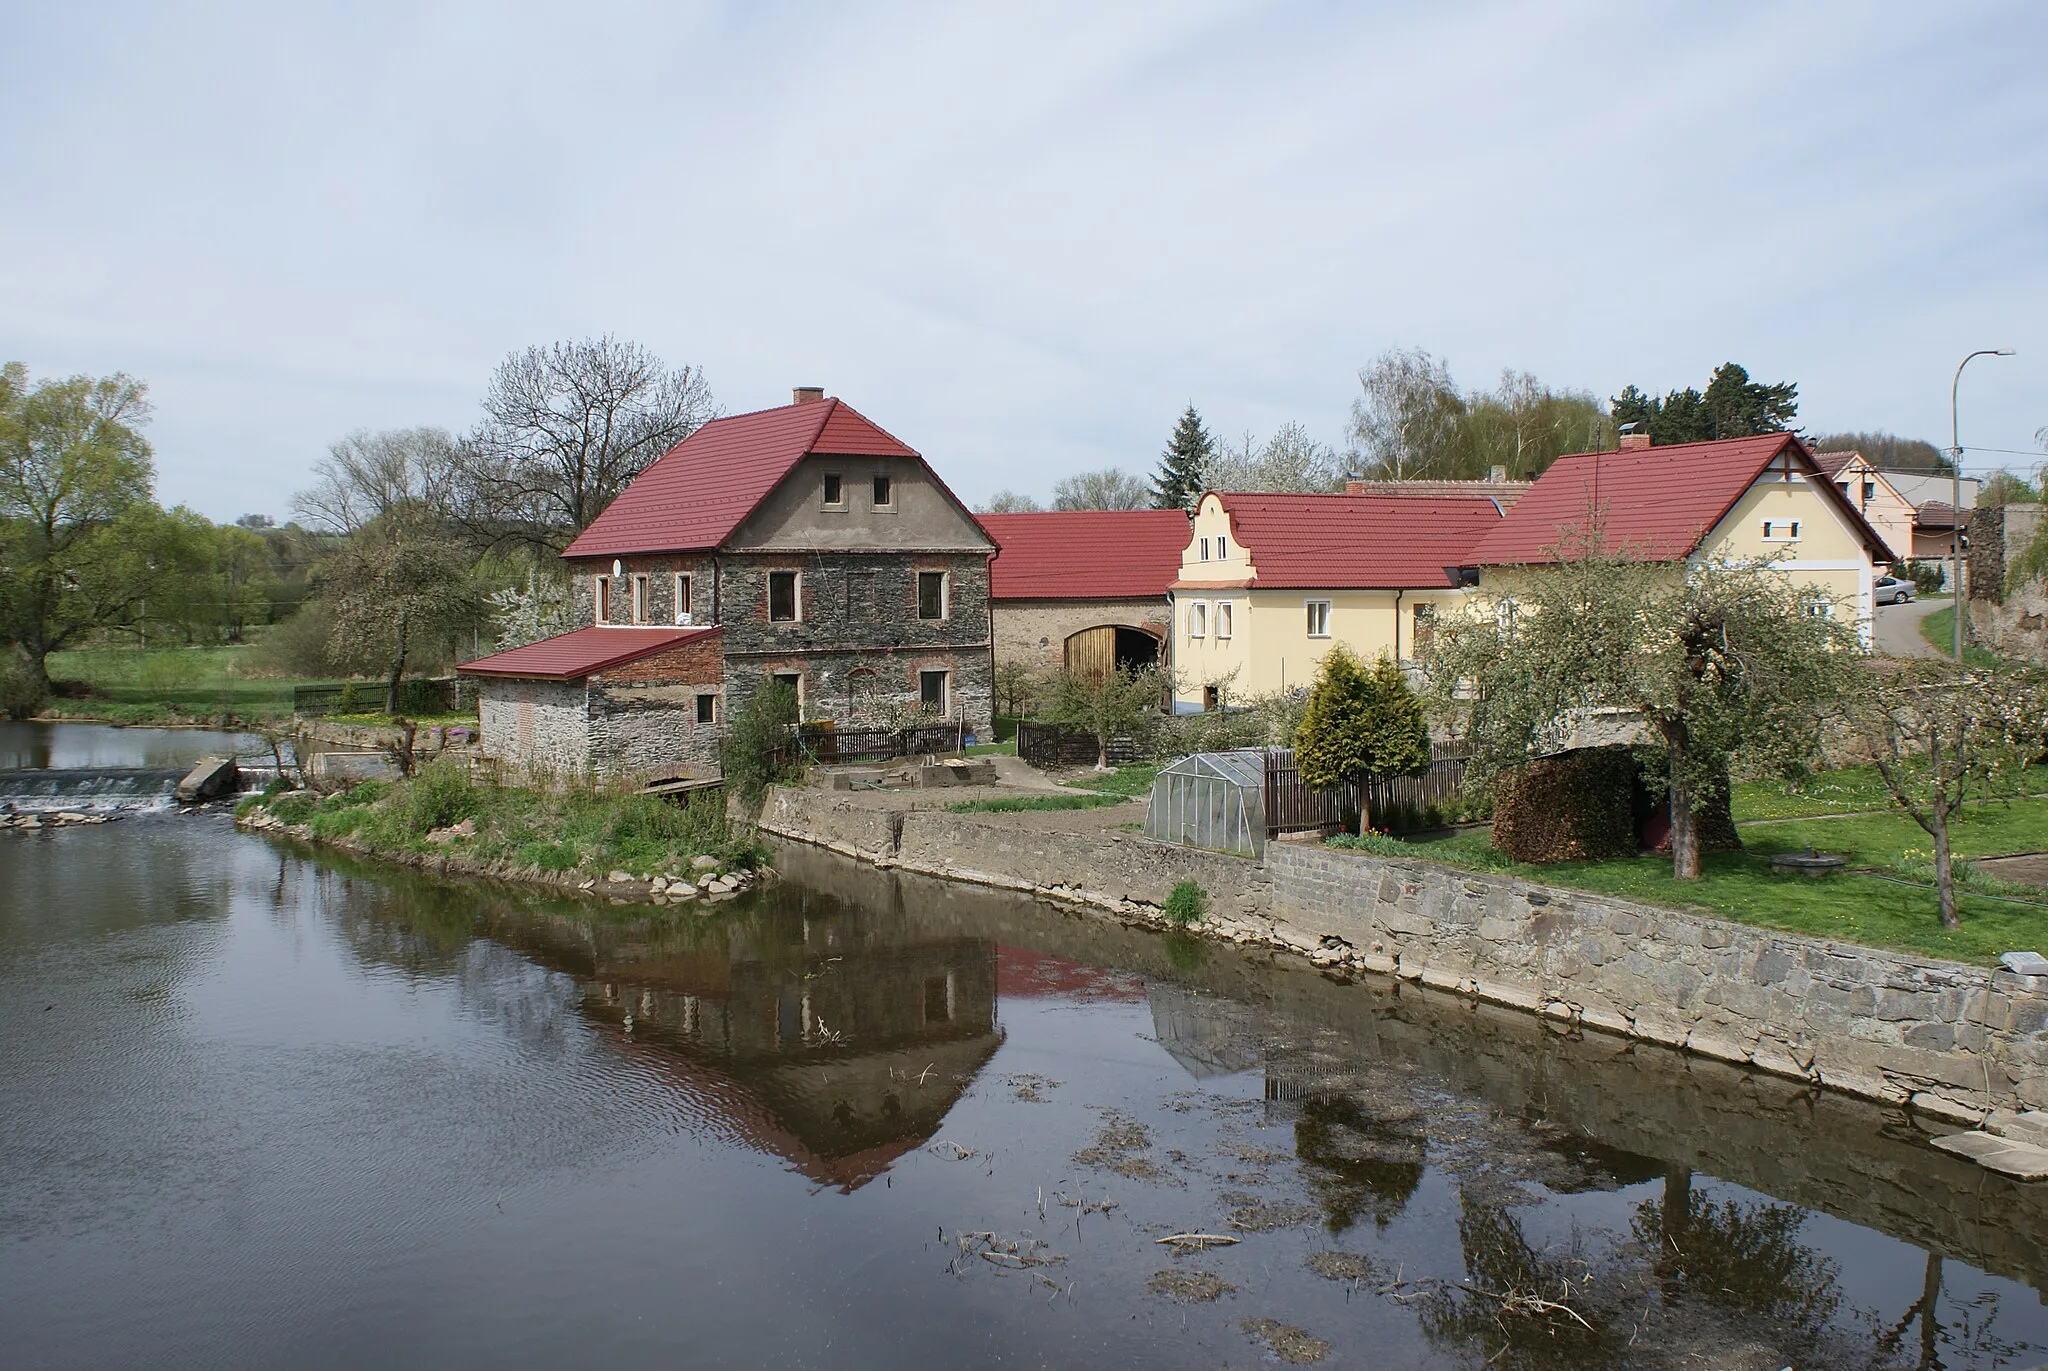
[
  {"x1": 951, "y1": 1231, "x2": 1066, "y2": 1270},
  {"x1": 1226, "y1": 1199, "x2": 1317, "y2": 1232},
  {"x1": 1054, "y1": 1192, "x2": 1119, "y2": 1215},
  {"x1": 1304, "y1": 1250, "x2": 1375, "y2": 1283},
  {"x1": 928, "y1": 1140, "x2": 981, "y2": 1161},
  {"x1": 1005, "y1": 1072, "x2": 1062, "y2": 1102},
  {"x1": 1154, "y1": 1232, "x2": 1240, "y2": 1249},
  {"x1": 1239, "y1": 1318, "x2": 1331, "y2": 1364},
  {"x1": 1074, "y1": 1109, "x2": 1176, "y2": 1181},
  {"x1": 1147, "y1": 1269, "x2": 1235, "y2": 1302}
]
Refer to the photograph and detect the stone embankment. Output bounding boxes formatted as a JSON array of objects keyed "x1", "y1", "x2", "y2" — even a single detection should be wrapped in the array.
[{"x1": 760, "y1": 785, "x2": 2048, "y2": 1127}]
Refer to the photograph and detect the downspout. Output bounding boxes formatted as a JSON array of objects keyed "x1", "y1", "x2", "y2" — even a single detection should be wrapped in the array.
[{"x1": 1392, "y1": 587, "x2": 1404, "y2": 664}]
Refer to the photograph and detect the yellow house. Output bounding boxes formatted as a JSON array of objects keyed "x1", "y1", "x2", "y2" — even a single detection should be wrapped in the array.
[
  {"x1": 1812, "y1": 450, "x2": 1914, "y2": 570},
  {"x1": 1168, "y1": 491, "x2": 1508, "y2": 711},
  {"x1": 1465, "y1": 432, "x2": 1896, "y2": 643}
]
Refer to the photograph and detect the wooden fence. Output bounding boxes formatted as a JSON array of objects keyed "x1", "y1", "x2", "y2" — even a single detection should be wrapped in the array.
[
  {"x1": 293, "y1": 678, "x2": 465, "y2": 717},
  {"x1": 1262, "y1": 744, "x2": 1468, "y2": 836},
  {"x1": 789, "y1": 722, "x2": 964, "y2": 766},
  {"x1": 1015, "y1": 721, "x2": 1142, "y2": 769}
]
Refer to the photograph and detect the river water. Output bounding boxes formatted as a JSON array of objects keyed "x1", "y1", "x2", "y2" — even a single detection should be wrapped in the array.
[{"x1": 4, "y1": 727, "x2": 2048, "y2": 1369}]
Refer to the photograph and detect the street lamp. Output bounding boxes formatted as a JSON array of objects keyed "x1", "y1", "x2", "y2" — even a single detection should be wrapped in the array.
[{"x1": 1950, "y1": 348, "x2": 2015, "y2": 659}]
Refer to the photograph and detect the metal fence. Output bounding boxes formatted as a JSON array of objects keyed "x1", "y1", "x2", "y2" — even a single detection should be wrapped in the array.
[
  {"x1": 1016, "y1": 721, "x2": 1141, "y2": 769},
  {"x1": 1261, "y1": 744, "x2": 1468, "y2": 837},
  {"x1": 799, "y1": 722, "x2": 964, "y2": 764}
]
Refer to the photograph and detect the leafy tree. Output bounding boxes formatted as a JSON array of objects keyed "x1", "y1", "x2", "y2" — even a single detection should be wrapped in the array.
[
  {"x1": 1349, "y1": 354, "x2": 1609, "y2": 482},
  {"x1": 1839, "y1": 660, "x2": 2048, "y2": 929},
  {"x1": 320, "y1": 516, "x2": 482, "y2": 713},
  {"x1": 466, "y1": 336, "x2": 716, "y2": 550},
  {"x1": 1046, "y1": 662, "x2": 1169, "y2": 768},
  {"x1": 1348, "y1": 347, "x2": 1466, "y2": 479},
  {"x1": 0, "y1": 362, "x2": 157, "y2": 691},
  {"x1": 1052, "y1": 467, "x2": 1150, "y2": 510},
  {"x1": 991, "y1": 658, "x2": 1041, "y2": 718},
  {"x1": 720, "y1": 679, "x2": 800, "y2": 813},
  {"x1": 980, "y1": 489, "x2": 1042, "y2": 513},
  {"x1": 1455, "y1": 371, "x2": 1614, "y2": 479},
  {"x1": 1294, "y1": 647, "x2": 1430, "y2": 832},
  {"x1": 1207, "y1": 422, "x2": 1344, "y2": 493},
  {"x1": 1421, "y1": 538, "x2": 1859, "y2": 879},
  {"x1": 486, "y1": 569, "x2": 575, "y2": 650},
  {"x1": 1810, "y1": 430, "x2": 1951, "y2": 475},
  {"x1": 1151, "y1": 405, "x2": 1214, "y2": 512},
  {"x1": 1610, "y1": 362, "x2": 1798, "y2": 446}
]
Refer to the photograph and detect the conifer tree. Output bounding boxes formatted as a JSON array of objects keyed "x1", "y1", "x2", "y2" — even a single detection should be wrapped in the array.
[
  {"x1": 1151, "y1": 404, "x2": 1214, "y2": 512},
  {"x1": 1294, "y1": 647, "x2": 1431, "y2": 832}
]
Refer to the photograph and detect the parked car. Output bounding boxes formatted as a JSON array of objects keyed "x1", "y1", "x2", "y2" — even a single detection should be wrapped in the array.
[{"x1": 1874, "y1": 574, "x2": 1915, "y2": 605}]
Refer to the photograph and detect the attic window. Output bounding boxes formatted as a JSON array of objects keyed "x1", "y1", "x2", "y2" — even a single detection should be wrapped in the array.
[
  {"x1": 872, "y1": 474, "x2": 893, "y2": 508},
  {"x1": 1762, "y1": 519, "x2": 1801, "y2": 542},
  {"x1": 823, "y1": 473, "x2": 844, "y2": 506}
]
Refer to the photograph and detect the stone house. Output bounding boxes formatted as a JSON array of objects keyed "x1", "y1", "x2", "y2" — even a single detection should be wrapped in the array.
[
  {"x1": 978, "y1": 509, "x2": 1188, "y2": 678},
  {"x1": 461, "y1": 389, "x2": 997, "y2": 779}
]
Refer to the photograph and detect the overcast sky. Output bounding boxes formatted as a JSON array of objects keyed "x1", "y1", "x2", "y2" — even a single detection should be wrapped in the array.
[{"x1": 4, "y1": 2, "x2": 2044, "y2": 522}]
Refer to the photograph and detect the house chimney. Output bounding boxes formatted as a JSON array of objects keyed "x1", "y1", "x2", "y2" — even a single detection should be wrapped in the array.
[
  {"x1": 792, "y1": 386, "x2": 825, "y2": 405},
  {"x1": 1489, "y1": 464, "x2": 1507, "y2": 483},
  {"x1": 1344, "y1": 479, "x2": 1367, "y2": 496},
  {"x1": 1617, "y1": 421, "x2": 1652, "y2": 452}
]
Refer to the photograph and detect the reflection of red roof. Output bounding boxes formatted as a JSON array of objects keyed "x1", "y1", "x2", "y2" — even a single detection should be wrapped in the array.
[
  {"x1": 1470, "y1": 434, "x2": 1895, "y2": 565},
  {"x1": 562, "y1": 398, "x2": 920, "y2": 557},
  {"x1": 979, "y1": 510, "x2": 1189, "y2": 600},
  {"x1": 458, "y1": 625, "x2": 720, "y2": 680},
  {"x1": 1199, "y1": 493, "x2": 1504, "y2": 589},
  {"x1": 996, "y1": 945, "x2": 1148, "y2": 1001}
]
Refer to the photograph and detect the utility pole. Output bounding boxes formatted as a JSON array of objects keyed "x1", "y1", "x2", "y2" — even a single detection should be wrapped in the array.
[{"x1": 1949, "y1": 349, "x2": 2014, "y2": 659}]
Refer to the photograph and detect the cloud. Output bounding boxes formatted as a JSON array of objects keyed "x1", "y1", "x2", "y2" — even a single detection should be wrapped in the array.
[{"x1": 2, "y1": 0, "x2": 2042, "y2": 520}]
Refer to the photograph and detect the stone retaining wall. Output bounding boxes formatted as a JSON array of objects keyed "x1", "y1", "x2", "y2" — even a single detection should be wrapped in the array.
[{"x1": 759, "y1": 785, "x2": 2048, "y2": 1122}]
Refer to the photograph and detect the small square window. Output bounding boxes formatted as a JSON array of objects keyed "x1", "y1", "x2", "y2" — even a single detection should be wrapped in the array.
[
  {"x1": 768, "y1": 570, "x2": 799, "y2": 622},
  {"x1": 917, "y1": 571, "x2": 946, "y2": 620},
  {"x1": 919, "y1": 669, "x2": 948, "y2": 713},
  {"x1": 823, "y1": 473, "x2": 843, "y2": 505},
  {"x1": 1306, "y1": 600, "x2": 1331, "y2": 637},
  {"x1": 695, "y1": 693, "x2": 717, "y2": 724},
  {"x1": 1188, "y1": 602, "x2": 1207, "y2": 638},
  {"x1": 872, "y1": 474, "x2": 893, "y2": 507},
  {"x1": 673, "y1": 574, "x2": 693, "y2": 625},
  {"x1": 1216, "y1": 601, "x2": 1232, "y2": 639}
]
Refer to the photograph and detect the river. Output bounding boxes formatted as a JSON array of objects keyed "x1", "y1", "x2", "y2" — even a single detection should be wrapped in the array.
[{"x1": 3, "y1": 725, "x2": 2046, "y2": 1368}]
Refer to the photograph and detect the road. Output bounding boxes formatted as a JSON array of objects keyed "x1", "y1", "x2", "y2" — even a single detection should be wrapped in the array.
[{"x1": 1873, "y1": 594, "x2": 1945, "y2": 659}]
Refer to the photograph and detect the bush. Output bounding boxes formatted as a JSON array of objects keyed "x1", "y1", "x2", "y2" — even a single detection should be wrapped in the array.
[
  {"x1": 268, "y1": 792, "x2": 318, "y2": 826},
  {"x1": 403, "y1": 758, "x2": 480, "y2": 832},
  {"x1": 1162, "y1": 879, "x2": 1209, "y2": 925},
  {"x1": 0, "y1": 653, "x2": 45, "y2": 720},
  {"x1": 1905, "y1": 560, "x2": 1946, "y2": 594},
  {"x1": 1492, "y1": 746, "x2": 1640, "y2": 863},
  {"x1": 721, "y1": 681, "x2": 800, "y2": 810}
]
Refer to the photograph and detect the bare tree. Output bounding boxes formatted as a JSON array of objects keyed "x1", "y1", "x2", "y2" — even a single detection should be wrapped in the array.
[
  {"x1": 467, "y1": 336, "x2": 716, "y2": 549},
  {"x1": 293, "y1": 427, "x2": 463, "y2": 535},
  {"x1": 1052, "y1": 468, "x2": 1150, "y2": 511},
  {"x1": 1207, "y1": 422, "x2": 1343, "y2": 493},
  {"x1": 1348, "y1": 347, "x2": 1466, "y2": 480},
  {"x1": 980, "y1": 489, "x2": 1043, "y2": 513}
]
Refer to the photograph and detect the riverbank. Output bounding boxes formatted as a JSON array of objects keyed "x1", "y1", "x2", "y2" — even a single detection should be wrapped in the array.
[
  {"x1": 759, "y1": 783, "x2": 2048, "y2": 1127},
  {"x1": 235, "y1": 766, "x2": 767, "y2": 902}
]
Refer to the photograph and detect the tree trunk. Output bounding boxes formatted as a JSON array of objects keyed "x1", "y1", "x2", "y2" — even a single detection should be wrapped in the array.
[
  {"x1": 1931, "y1": 803, "x2": 1960, "y2": 930},
  {"x1": 1657, "y1": 1166, "x2": 1692, "y2": 1299},
  {"x1": 1357, "y1": 772, "x2": 1372, "y2": 837},
  {"x1": 1095, "y1": 733, "x2": 1109, "y2": 770},
  {"x1": 1666, "y1": 731, "x2": 1701, "y2": 880},
  {"x1": 385, "y1": 616, "x2": 409, "y2": 716}
]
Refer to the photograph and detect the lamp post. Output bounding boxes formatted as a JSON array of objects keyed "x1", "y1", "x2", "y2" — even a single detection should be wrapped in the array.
[{"x1": 1950, "y1": 348, "x2": 2014, "y2": 659}]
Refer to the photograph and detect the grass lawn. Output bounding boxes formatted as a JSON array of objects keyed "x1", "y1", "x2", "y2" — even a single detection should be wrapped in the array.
[
  {"x1": 1918, "y1": 603, "x2": 2006, "y2": 668},
  {"x1": 45, "y1": 644, "x2": 305, "y2": 724},
  {"x1": 1731, "y1": 763, "x2": 2048, "y2": 821},
  {"x1": 1061, "y1": 761, "x2": 1161, "y2": 798},
  {"x1": 948, "y1": 793, "x2": 1124, "y2": 814},
  {"x1": 1339, "y1": 793, "x2": 2048, "y2": 965}
]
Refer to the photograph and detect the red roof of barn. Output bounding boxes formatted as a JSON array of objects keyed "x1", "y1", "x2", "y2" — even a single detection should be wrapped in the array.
[
  {"x1": 1192, "y1": 493, "x2": 1506, "y2": 589},
  {"x1": 978, "y1": 510, "x2": 1189, "y2": 600},
  {"x1": 1468, "y1": 434, "x2": 1895, "y2": 566},
  {"x1": 458, "y1": 625, "x2": 721, "y2": 680},
  {"x1": 561, "y1": 398, "x2": 921, "y2": 558}
]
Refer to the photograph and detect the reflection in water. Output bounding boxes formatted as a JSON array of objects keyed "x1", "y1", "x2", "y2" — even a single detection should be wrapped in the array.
[{"x1": 6, "y1": 806, "x2": 2048, "y2": 1369}]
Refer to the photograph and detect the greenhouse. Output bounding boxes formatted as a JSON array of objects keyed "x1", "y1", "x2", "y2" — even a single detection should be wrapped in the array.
[{"x1": 1144, "y1": 750, "x2": 1269, "y2": 858}]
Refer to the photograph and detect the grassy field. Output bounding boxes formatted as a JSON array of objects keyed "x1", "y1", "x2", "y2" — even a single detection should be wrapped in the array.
[
  {"x1": 1731, "y1": 762, "x2": 2048, "y2": 821},
  {"x1": 1061, "y1": 761, "x2": 1161, "y2": 797},
  {"x1": 1335, "y1": 792, "x2": 2048, "y2": 965},
  {"x1": 45, "y1": 645, "x2": 304, "y2": 724},
  {"x1": 948, "y1": 793, "x2": 1124, "y2": 814},
  {"x1": 1918, "y1": 603, "x2": 2007, "y2": 668}
]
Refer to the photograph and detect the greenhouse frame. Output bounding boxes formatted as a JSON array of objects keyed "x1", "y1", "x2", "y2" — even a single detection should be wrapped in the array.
[{"x1": 1143, "y1": 750, "x2": 1269, "y2": 857}]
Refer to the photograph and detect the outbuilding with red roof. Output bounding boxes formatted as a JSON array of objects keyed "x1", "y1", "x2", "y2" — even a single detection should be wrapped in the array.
[{"x1": 979, "y1": 509, "x2": 1189, "y2": 680}]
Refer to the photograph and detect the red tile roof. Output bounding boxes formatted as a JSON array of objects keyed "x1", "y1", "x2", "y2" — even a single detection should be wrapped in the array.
[
  {"x1": 1468, "y1": 434, "x2": 1895, "y2": 565},
  {"x1": 1201, "y1": 492, "x2": 1506, "y2": 589},
  {"x1": 979, "y1": 510, "x2": 1190, "y2": 599},
  {"x1": 458, "y1": 625, "x2": 720, "y2": 680},
  {"x1": 562, "y1": 398, "x2": 920, "y2": 558},
  {"x1": 1810, "y1": 448, "x2": 1862, "y2": 478}
]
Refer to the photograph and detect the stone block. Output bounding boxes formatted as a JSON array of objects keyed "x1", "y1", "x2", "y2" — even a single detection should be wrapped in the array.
[
  {"x1": 1930, "y1": 1130, "x2": 2048, "y2": 1181},
  {"x1": 1903, "y1": 1022, "x2": 1956, "y2": 1051}
]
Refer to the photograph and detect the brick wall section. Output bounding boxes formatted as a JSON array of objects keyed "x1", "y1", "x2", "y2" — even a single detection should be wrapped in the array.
[
  {"x1": 588, "y1": 634, "x2": 725, "y2": 777},
  {"x1": 760, "y1": 786, "x2": 2048, "y2": 1123},
  {"x1": 993, "y1": 597, "x2": 1169, "y2": 674}
]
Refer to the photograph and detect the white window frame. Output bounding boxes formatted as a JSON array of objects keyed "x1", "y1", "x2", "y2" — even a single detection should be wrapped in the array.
[
  {"x1": 918, "y1": 668, "x2": 950, "y2": 716},
  {"x1": 871, "y1": 473, "x2": 894, "y2": 509},
  {"x1": 916, "y1": 569, "x2": 949, "y2": 621},
  {"x1": 1188, "y1": 601, "x2": 1207, "y2": 638},
  {"x1": 694, "y1": 692, "x2": 718, "y2": 724},
  {"x1": 1199, "y1": 536, "x2": 1211, "y2": 562},
  {"x1": 1761, "y1": 519, "x2": 1802, "y2": 542},
  {"x1": 673, "y1": 573, "x2": 694, "y2": 625},
  {"x1": 1305, "y1": 599, "x2": 1331, "y2": 638},
  {"x1": 822, "y1": 472, "x2": 846, "y2": 508},
  {"x1": 1218, "y1": 535, "x2": 1229, "y2": 559},
  {"x1": 631, "y1": 573, "x2": 649, "y2": 624},
  {"x1": 595, "y1": 575, "x2": 612, "y2": 623},
  {"x1": 768, "y1": 570, "x2": 802, "y2": 623},
  {"x1": 1215, "y1": 600, "x2": 1232, "y2": 639}
]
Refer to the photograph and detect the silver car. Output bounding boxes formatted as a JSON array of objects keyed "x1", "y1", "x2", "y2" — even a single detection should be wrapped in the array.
[{"x1": 1874, "y1": 574, "x2": 1915, "y2": 605}]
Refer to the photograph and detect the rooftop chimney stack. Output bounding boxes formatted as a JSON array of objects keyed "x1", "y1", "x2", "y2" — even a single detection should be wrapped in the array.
[
  {"x1": 1489, "y1": 464, "x2": 1507, "y2": 483},
  {"x1": 792, "y1": 386, "x2": 825, "y2": 405},
  {"x1": 1618, "y1": 421, "x2": 1652, "y2": 452}
]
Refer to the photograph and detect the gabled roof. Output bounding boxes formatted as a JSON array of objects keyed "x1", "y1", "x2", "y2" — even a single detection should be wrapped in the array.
[
  {"x1": 1468, "y1": 433, "x2": 1895, "y2": 566},
  {"x1": 562, "y1": 398, "x2": 920, "y2": 558},
  {"x1": 458, "y1": 625, "x2": 720, "y2": 680},
  {"x1": 1191, "y1": 492, "x2": 1505, "y2": 590},
  {"x1": 979, "y1": 510, "x2": 1189, "y2": 599},
  {"x1": 1810, "y1": 448, "x2": 1862, "y2": 478}
]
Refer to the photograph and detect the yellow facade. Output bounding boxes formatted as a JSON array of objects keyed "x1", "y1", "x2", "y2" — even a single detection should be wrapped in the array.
[{"x1": 1169, "y1": 494, "x2": 1473, "y2": 709}]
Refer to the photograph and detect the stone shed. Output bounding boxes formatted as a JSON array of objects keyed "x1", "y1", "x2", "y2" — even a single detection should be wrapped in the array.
[
  {"x1": 460, "y1": 625, "x2": 726, "y2": 781},
  {"x1": 977, "y1": 509, "x2": 1187, "y2": 678}
]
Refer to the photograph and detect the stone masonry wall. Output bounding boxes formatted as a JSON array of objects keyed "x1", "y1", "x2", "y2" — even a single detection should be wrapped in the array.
[
  {"x1": 477, "y1": 677, "x2": 590, "y2": 775},
  {"x1": 1968, "y1": 503, "x2": 2048, "y2": 664},
  {"x1": 992, "y1": 597, "x2": 1169, "y2": 675},
  {"x1": 588, "y1": 634, "x2": 726, "y2": 778},
  {"x1": 566, "y1": 555, "x2": 720, "y2": 627},
  {"x1": 759, "y1": 785, "x2": 2048, "y2": 1123}
]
